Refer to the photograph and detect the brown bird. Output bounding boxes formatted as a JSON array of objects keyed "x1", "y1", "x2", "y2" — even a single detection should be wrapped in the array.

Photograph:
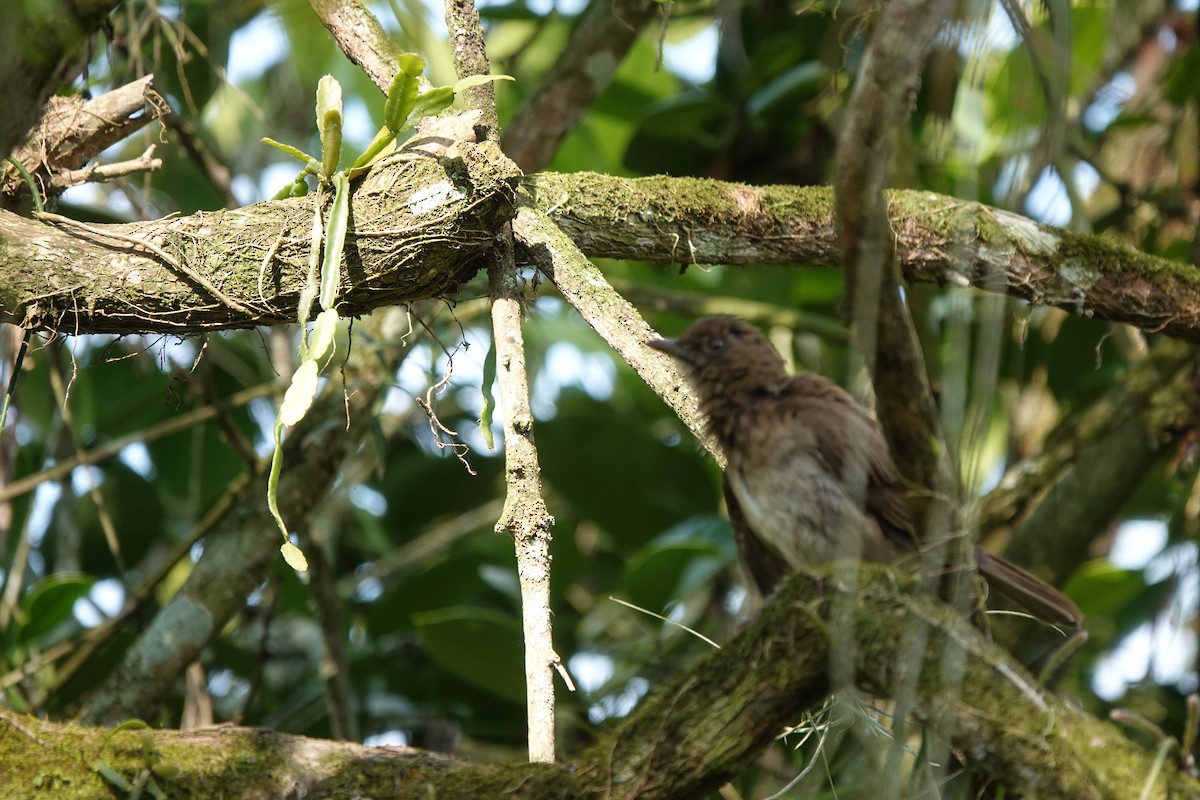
[{"x1": 648, "y1": 315, "x2": 1082, "y2": 628}]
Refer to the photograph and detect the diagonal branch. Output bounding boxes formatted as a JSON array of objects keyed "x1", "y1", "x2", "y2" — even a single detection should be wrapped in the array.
[
  {"x1": 2, "y1": 75, "x2": 166, "y2": 203},
  {"x1": 307, "y1": 0, "x2": 404, "y2": 94},
  {"x1": 513, "y1": 204, "x2": 714, "y2": 458}
]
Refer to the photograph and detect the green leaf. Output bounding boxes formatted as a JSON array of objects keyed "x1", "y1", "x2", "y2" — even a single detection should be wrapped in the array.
[
  {"x1": 622, "y1": 516, "x2": 733, "y2": 613},
  {"x1": 319, "y1": 172, "x2": 350, "y2": 311},
  {"x1": 280, "y1": 360, "x2": 320, "y2": 427},
  {"x1": 319, "y1": 110, "x2": 342, "y2": 179},
  {"x1": 745, "y1": 61, "x2": 825, "y2": 118},
  {"x1": 92, "y1": 761, "x2": 133, "y2": 792},
  {"x1": 452, "y1": 74, "x2": 515, "y2": 93},
  {"x1": 384, "y1": 52, "x2": 426, "y2": 133},
  {"x1": 404, "y1": 87, "x2": 456, "y2": 129},
  {"x1": 397, "y1": 52, "x2": 426, "y2": 77},
  {"x1": 1166, "y1": 45, "x2": 1200, "y2": 105},
  {"x1": 478, "y1": 336, "x2": 497, "y2": 450},
  {"x1": 1062, "y1": 562, "x2": 1147, "y2": 617},
  {"x1": 412, "y1": 607, "x2": 525, "y2": 703},
  {"x1": 297, "y1": 191, "x2": 324, "y2": 358},
  {"x1": 348, "y1": 126, "x2": 397, "y2": 174},
  {"x1": 262, "y1": 137, "x2": 316, "y2": 165},
  {"x1": 309, "y1": 308, "x2": 338, "y2": 361},
  {"x1": 384, "y1": 70, "x2": 421, "y2": 134},
  {"x1": 316, "y1": 76, "x2": 344, "y2": 179},
  {"x1": 315, "y1": 75, "x2": 343, "y2": 132},
  {"x1": 18, "y1": 573, "x2": 96, "y2": 644},
  {"x1": 267, "y1": 418, "x2": 287, "y2": 539},
  {"x1": 538, "y1": 410, "x2": 718, "y2": 545}
]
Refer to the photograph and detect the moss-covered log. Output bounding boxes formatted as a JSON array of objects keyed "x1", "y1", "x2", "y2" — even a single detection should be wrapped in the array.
[{"x1": 2, "y1": 569, "x2": 1192, "y2": 799}]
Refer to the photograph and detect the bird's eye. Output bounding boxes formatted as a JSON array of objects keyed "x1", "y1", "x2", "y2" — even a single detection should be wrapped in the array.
[{"x1": 707, "y1": 338, "x2": 725, "y2": 351}]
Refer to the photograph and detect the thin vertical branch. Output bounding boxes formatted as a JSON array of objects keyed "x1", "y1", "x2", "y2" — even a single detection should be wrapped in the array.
[
  {"x1": 834, "y1": 0, "x2": 952, "y2": 510},
  {"x1": 833, "y1": 3, "x2": 958, "y2": 796},
  {"x1": 444, "y1": 0, "x2": 559, "y2": 763}
]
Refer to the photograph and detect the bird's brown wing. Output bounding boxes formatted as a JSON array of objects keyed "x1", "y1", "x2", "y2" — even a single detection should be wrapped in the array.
[
  {"x1": 722, "y1": 475, "x2": 792, "y2": 597},
  {"x1": 779, "y1": 374, "x2": 917, "y2": 555}
]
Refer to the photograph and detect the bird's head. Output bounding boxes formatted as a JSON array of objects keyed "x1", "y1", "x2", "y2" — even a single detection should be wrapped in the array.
[{"x1": 647, "y1": 315, "x2": 787, "y2": 396}]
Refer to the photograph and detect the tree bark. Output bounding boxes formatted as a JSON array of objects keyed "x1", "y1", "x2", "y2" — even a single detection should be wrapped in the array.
[
  {"x1": 524, "y1": 173, "x2": 1200, "y2": 344},
  {"x1": 0, "y1": 132, "x2": 518, "y2": 335}
]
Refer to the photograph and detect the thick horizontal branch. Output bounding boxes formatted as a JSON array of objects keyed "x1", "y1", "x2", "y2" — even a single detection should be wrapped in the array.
[
  {"x1": 0, "y1": 133, "x2": 519, "y2": 335},
  {"x1": 525, "y1": 172, "x2": 1200, "y2": 342},
  {"x1": 3, "y1": 569, "x2": 1188, "y2": 799}
]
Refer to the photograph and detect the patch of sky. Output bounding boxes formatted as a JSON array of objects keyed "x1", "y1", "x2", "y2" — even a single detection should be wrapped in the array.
[
  {"x1": 354, "y1": 574, "x2": 384, "y2": 603},
  {"x1": 1083, "y1": 71, "x2": 1135, "y2": 133},
  {"x1": 477, "y1": 0, "x2": 589, "y2": 16},
  {"x1": 530, "y1": 341, "x2": 616, "y2": 419},
  {"x1": 1110, "y1": 519, "x2": 1168, "y2": 570},
  {"x1": 349, "y1": 483, "x2": 388, "y2": 516},
  {"x1": 73, "y1": 577, "x2": 125, "y2": 628},
  {"x1": 13, "y1": 418, "x2": 33, "y2": 447},
  {"x1": 364, "y1": 730, "x2": 409, "y2": 747},
  {"x1": 1020, "y1": 162, "x2": 1100, "y2": 227},
  {"x1": 663, "y1": 23, "x2": 719, "y2": 85},
  {"x1": 70, "y1": 465, "x2": 103, "y2": 496},
  {"x1": 207, "y1": 668, "x2": 235, "y2": 697},
  {"x1": 568, "y1": 650, "x2": 614, "y2": 694},
  {"x1": 938, "y1": 3, "x2": 1020, "y2": 55},
  {"x1": 1092, "y1": 522, "x2": 1197, "y2": 700},
  {"x1": 722, "y1": 583, "x2": 746, "y2": 615},
  {"x1": 26, "y1": 483, "x2": 62, "y2": 548},
  {"x1": 587, "y1": 676, "x2": 649, "y2": 723},
  {"x1": 249, "y1": 396, "x2": 282, "y2": 456},
  {"x1": 119, "y1": 442, "x2": 156, "y2": 480},
  {"x1": 226, "y1": 12, "x2": 289, "y2": 85}
]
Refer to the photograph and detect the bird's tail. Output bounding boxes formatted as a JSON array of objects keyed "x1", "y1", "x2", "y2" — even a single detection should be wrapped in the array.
[{"x1": 973, "y1": 547, "x2": 1083, "y2": 628}]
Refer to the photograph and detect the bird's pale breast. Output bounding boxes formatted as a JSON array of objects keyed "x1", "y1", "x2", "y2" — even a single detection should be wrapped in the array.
[{"x1": 725, "y1": 400, "x2": 884, "y2": 568}]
